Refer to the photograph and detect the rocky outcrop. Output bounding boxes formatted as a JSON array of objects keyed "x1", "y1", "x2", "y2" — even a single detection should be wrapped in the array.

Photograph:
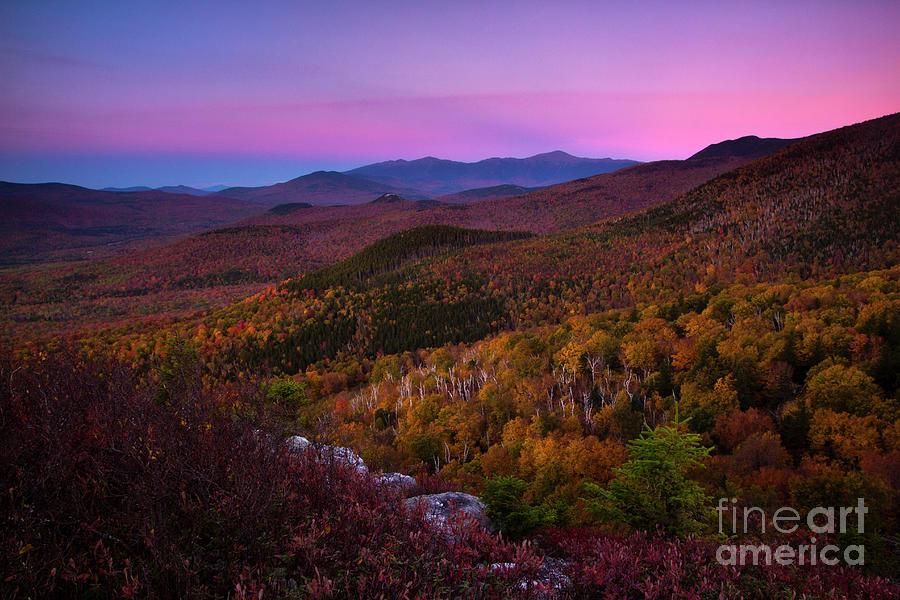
[
  {"x1": 284, "y1": 435, "x2": 311, "y2": 452},
  {"x1": 374, "y1": 472, "x2": 417, "y2": 490},
  {"x1": 534, "y1": 558, "x2": 572, "y2": 592},
  {"x1": 284, "y1": 439, "x2": 489, "y2": 529},
  {"x1": 320, "y1": 444, "x2": 368, "y2": 473},
  {"x1": 281, "y1": 436, "x2": 568, "y2": 591},
  {"x1": 488, "y1": 558, "x2": 571, "y2": 594},
  {"x1": 404, "y1": 492, "x2": 495, "y2": 532},
  {"x1": 284, "y1": 436, "x2": 367, "y2": 473}
]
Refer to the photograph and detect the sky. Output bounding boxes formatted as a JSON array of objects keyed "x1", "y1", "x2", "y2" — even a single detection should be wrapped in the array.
[{"x1": 1, "y1": 0, "x2": 898, "y2": 188}]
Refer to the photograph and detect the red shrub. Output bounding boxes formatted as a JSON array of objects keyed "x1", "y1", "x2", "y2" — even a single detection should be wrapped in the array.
[
  {"x1": 0, "y1": 349, "x2": 543, "y2": 599},
  {"x1": 535, "y1": 527, "x2": 899, "y2": 599}
]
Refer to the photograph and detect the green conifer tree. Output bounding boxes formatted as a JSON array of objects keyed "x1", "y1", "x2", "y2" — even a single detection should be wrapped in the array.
[{"x1": 584, "y1": 413, "x2": 712, "y2": 536}]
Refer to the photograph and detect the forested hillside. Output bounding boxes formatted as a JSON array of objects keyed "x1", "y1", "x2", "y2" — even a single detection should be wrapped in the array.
[
  {"x1": 84, "y1": 114, "x2": 898, "y2": 379},
  {"x1": 0, "y1": 182, "x2": 261, "y2": 264},
  {"x1": 0, "y1": 137, "x2": 783, "y2": 342}
]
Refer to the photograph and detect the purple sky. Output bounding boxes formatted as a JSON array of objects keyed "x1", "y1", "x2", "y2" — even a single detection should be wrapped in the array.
[{"x1": 1, "y1": 0, "x2": 898, "y2": 188}]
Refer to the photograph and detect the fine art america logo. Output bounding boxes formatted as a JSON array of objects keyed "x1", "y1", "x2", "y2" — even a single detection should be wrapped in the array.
[{"x1": 715, "y1": 497, "x2": 867, "y2": 566}]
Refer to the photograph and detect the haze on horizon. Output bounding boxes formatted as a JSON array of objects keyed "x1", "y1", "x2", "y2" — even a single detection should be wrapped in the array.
[{"x1": 1, "y1": 0, "x2": 898, "y2": 188}]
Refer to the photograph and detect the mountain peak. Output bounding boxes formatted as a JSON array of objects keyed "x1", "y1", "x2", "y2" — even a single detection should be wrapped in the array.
[
  {"x1": 372, "y1": 193, "x2": 405, "y2": 204},
  {"x1": 689, "y1": 135, "x2": 803, "y2": 161},
  {"x1": 214, "y1": 170, "x2": 429, "y2": 206},
  {"x1": 530, "y1": 150, "x2": 576, "y2": 159}
]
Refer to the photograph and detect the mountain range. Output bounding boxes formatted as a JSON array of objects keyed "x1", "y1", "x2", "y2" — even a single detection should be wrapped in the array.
[
  {"x1": 96, "y1": 152, "x2": 642, "y2": 208},
  {"x1": 345, "y1": 151, "x2": 639, "y2": 196},
  {"x1": 184, "y1": 111, "x2": 899, "y2": 377},
  {"x1": 210, "y1": 152, "x2": 639, "y2": 206},
  {"x1": 1, "y1": 130, "x2": 810, "y2": 336},
  {"x1": 86, "y1": 145, "x2": 798, "y2": 210},
  {"x1": 102, "y1": 184, "x2": 227, "y2": 196}
]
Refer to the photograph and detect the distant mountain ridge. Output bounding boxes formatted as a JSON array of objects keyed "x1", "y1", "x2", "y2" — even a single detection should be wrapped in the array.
[
  {"x1": 157, "y1": 185, "x2": 214, "y2": 196},
  {"x1": 136, "y1": 113, "x2": 899, "y2": 385},
  {"x1": 96, "y1": 151, "x2": 640, "y2": 207},
  {"x1": 0, "y1": 182, "x2": 260, "y2": 264},
  {"x1": 94, "y1": 142, "x2": 797, "y2": 206},
  {"x1": 215, "y1": 171, "x2": 430, "y2": 206},
  {"x1": 102, "y1": 185, "x2": 220, "y2": 196},
  {"x1": 688, "y1": 135, "x2": 803, "y2": 160},
  {"x1": 102, "y1": 186, "x2": 154, "y2": 193},
  {"x1": 345, "y1": 151, "x2": 639, "y2": 196}
]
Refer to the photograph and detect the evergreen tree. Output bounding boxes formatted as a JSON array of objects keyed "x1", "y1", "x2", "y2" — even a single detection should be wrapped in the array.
[{"x1": 585, "y1": 413, "x2": 712, "y2": 536}]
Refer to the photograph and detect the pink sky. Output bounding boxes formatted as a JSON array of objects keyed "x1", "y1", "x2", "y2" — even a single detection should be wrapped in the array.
[{"x1": 1, "y1": 1, "x2": 898, "y2": 186}]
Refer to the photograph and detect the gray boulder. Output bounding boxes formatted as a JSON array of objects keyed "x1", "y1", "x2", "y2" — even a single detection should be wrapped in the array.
[
  {"x1": 404, "y1": 492, "x2": 495, "y2": 531},
  {"x1": 374, "y1": 472, "x2": 417, "y2": 490},
  {"x1": 284, "y1": 435, "x2": 311, "y2": 452},
  {"x1": 318, "y1": 444, "x2": 368, "y2": 473},
  {"x1": 284, "y1": 436, "x2": 368, "y2": 473}
]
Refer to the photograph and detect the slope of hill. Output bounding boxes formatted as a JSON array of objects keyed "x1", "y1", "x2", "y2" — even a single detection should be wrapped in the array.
[
  {"x1": 370, "y1": 193, "x2": 406, "y2": 204},
  {"x1": 267, "y1": 202, "x2": 313, "y2": 215},
  {"x1": 0, "y1": 199, "x2": 429, "y2": 339},
  {"x1": 346, "y1": 151, "x2": 639, "y2": 195},
  {"x1": 430, "y1": 114, "x2": 898, "y2": 312},
  {"x1": 286, "y1": 224, "x2": 533, "y2": 291},
  {"x1": 0, "y1": 132, "x2": 798, "y2": 339},
  {"x1": 445, "y1": 155, "x2": 751, "y2": 233},
  {"x1": 434, "y1": 184, "x2": 541, "y2": 204},
  {"x1": 215, "y1": 170, "x2": 431, "y2": 206},
  {"x1": 103, "y1": 113, "x2": 899, "y2": 378},
  {"x1": 66, "y1": 115, "x2": 899, "y2": 546},
  {"x1": 0, "y1": 182, "x2": 262, "y2": 264},
  {"x1": 408, "y1": 133, "x2": 805, "y2": 234}
]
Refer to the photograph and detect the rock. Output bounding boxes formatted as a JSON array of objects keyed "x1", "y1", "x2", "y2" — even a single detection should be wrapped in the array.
[
  {"x1": 488, "y1": 557, "x2": 571, "y2": 594},
  {"x1": 374, "y1": 472, "x2": 417, "y2": 489},
  {"x1": 319, "y1": 444, "x2": 368, "y2": 473},
  {"x1": 535, "y1": 557, "x2": 572, "y2": 590},
  {"x1": 283, "y1": 436, "x2": 368, "y2": 473},
  {"x1": 284, "y1": 435, "x2": 310, "y2": 452},
  {"x1": 404, "y1": 492, "x2": 495, "y2": 532}
]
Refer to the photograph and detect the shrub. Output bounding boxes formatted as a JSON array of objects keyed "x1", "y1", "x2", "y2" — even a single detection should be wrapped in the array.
[
  {"x1": 0, "y1": 349, "x2": 544, "y2": 599},
  {"x1": 482, "y1": 476, "x2": 557, "y2": 538},
  {"x1": 536, "y1": 527, "x2": 900, "y2": 599},
  {"x1": 265, "y1": 377, "x2": 309, "y2": 408}
]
